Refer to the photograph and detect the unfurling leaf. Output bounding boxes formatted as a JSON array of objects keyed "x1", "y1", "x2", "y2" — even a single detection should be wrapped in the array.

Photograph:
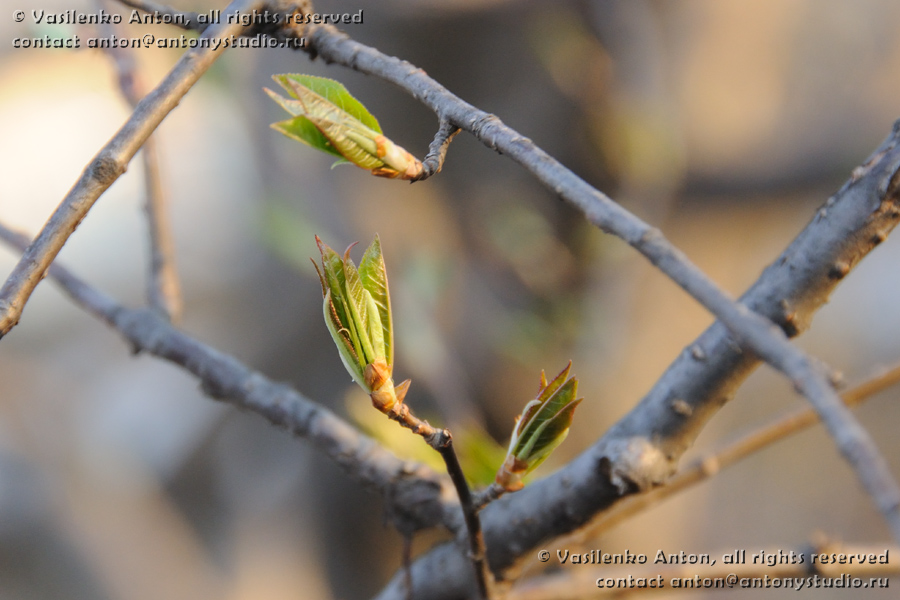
[
  {"x1": 267, "y1": 74, "x2": 424, "y2": 180},
  {"x1": 496, "y1": 361, "x2": 582, "y2": 492},
  {"x1": 314, "y1": 235, "x2": 405, "y2": 412}
]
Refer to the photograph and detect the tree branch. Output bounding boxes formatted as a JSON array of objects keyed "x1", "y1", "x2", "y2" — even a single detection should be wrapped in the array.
[
  {"x1": 575, "y1": 363, "x2": 900, "y2": 541},
  {"x1": 98, "y1": 0, "x2": 183, "y2": 322},
  {"x1": 0, "y1": 0, "x2": 263, "y2": 338},
  {"x1": 4, "y1": 7, "x2": 899, "y2": 598},
  {"x1": 305, "y1": 22, "x2": 900, "y2": 564},
  {"x1": 0, "y1": 222, "x2": 459, "y2": 538},
  {"x1": 374, "y1": 395, "x2": 492, "y2": 597},
  {"x1": 411, "y1": 120, "x2": 460, "y2": 182},
  {"x1": 439, "y1": 433, "x2": 491, "y2": 600}
]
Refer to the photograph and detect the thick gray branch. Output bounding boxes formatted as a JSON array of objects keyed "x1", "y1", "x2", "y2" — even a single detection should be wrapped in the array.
[
  {"x1": 0, "y1": 0, "x2": 263, "y2": 338},
  {"x1": 299, "y1": 28, "x2": 900, "y2": 598},
  {"x1": 371, "y1": 122, "x2": 900, "y2": 600}
]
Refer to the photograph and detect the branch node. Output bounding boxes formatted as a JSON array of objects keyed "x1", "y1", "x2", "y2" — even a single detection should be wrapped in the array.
[{"x1": 411, "y1": 120, "x2": 460, "y2": 182}]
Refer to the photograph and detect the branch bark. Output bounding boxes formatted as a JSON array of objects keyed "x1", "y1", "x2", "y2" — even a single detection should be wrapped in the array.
[
  {"x1": 303, "y1": 23, "x2": 900, "y2": 579},
  {"x1": 574, "y1": 363, "x2": 900, "y2": 541},
  {"x1": 0, "y1": 0, "x2": 263, "y2": 338}
]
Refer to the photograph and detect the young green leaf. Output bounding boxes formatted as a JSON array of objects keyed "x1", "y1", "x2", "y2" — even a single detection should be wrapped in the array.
[
  {"x1": 271, "y1": 116, "x2": 345, "y2": 160},
  {"x1": 342, "y1": 248, "x2": 375, "y2": 365},
  {"x1": 322, "y1": 289, "x2": 365, "y2": 387},
  {"x1": 497, "y1": 362, "x2": 582, "y2": 492},
  {"x1": 273, "y1": 74, "x2": 383, "y2": 133},
  {"x1": 314, "y1": 235, "x2": 402, "y2": 407},
  {"x1": 358, "y1": 235, "x2": 393, "y2": 367},
  {"x1": 266, "y1": 74, "x2": 423, "y2": 180}
]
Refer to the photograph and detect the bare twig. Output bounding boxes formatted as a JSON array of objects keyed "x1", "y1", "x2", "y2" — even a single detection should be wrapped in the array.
[
  {"x1": 307, "y1": 22, "x2": 900, "y2": 549},
  {"x1": 98, "y1": 0, "x2": 183, "y2": 322},
  {"x1": 0, "y1": 221, "x2": 458, "y2": 537},
  {"x1": 379, "y1": 401, "x2": 491, "y2": 598},
  {"x1": 140, "y1": 138, "x2": 183, "y2": 321},
  {"x1": 0, "y1": 0, "x2": 264, "y2": 338},
  {"x1": 514, "y1": 539, "x2": 899, "y2": 600},
  {"x1": 402, "y1": 535, "x2": 414, "y2": 600},
  {"x1": 411, "y1": 120, "x2": 460, "y2": 182},
  {"x1": 578, "y1": 363, "x2": 900, "y2": 539},
  {"x1": 473, "y1": 483, "x2": 506, "y2": 512},
  {"x1": 438, "y1": 433, "x2": 491, "y2": 600}
]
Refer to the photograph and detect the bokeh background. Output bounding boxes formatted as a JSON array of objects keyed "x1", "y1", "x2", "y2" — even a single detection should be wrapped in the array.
[{"x1": 1, "y1": 0, "x2": 899, "y2": 598}]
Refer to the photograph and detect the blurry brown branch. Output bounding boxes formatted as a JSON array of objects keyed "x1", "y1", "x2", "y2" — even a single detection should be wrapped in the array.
[
  {"x1": 98, "y1": 0, "x2": 183, "y2": 322},
  {"x1": 0, "y1": 0, "x2": 263, "y2": 339},
  {"x1": 575, "y1": 363, "x2": 900, "y2": 541},
  {"x1": 0, "y1": 222, "x2": 458, "y2": 538},
  {"x1": 513, "y1": 539, "x2": 899, "y2": 600}
]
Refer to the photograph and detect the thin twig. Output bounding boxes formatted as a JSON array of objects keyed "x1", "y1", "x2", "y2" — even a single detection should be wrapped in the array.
[
  {"x1": 411, "y1": 120, "x2": 460, "y2": 182},
  {"x1": 380, "y1": 402, "x2": 491, "y2": 599},
  {"x1": 306, "y1": 24, "x2": 900, "y2": 544},
  {"x1": 472, "y1": 483, "x2": 506, "y2": 512},
  {"x1": 402, "y1": 535, "x2": 414, "y2": 600},
  {"x1": 578, "y1": 363, "x2": 900, "y2": 539},
  {"x1": 513, "y1": 539, "x2": 899, "y2": 600},
  {"x1": 0, "y1": 0, "x2": 263, "y2": 338},
  {"x1": 97, "y1": 0, "x2": 183, "y2": 322},
  {"x1": 438, "y1": 433, "x2": 491, "y2": 600},
  {"x1": 0, "y1": 221, "x2": 458, "y2": 537},
  {"x1": 141, "y1": 137, "x2": 183, "y2": 321}
]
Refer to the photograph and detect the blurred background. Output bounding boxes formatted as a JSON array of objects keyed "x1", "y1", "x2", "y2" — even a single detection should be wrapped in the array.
[{"x1": 1, "y1": 0, "x2": 900, "y2": 598}]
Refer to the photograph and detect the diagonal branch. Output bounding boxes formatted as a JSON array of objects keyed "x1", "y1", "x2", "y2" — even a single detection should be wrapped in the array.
[
  {"x1": 368, "y1": 122, "x2": 900, "y2": 598},
  {"x1": 0, "y1": 222, "x2": 458, "y2": 538},
  {"x1": 575, "y1": 363, "x2": 900, "y2": 541},
  {"x1": 306, "y1": 23, "x2": 900, "y2": 550},
  {"x1": 0, "y1": 0, "x2": 263, "y2": 339},
  {"x1": 411, "y1": 120, "x2": 460, "y2": 182}
]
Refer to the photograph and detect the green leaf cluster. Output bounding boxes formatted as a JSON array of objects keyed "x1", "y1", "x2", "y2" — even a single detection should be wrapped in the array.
[
  {"x1": 497, "y1": 362, "x2": 582, "y2": 491},
  {"x1": 313, "y1": 235, "x2": 393, "y2": 391},
  {"x1": 266, "y1": 74, "x2": 422, "y2": 179}
]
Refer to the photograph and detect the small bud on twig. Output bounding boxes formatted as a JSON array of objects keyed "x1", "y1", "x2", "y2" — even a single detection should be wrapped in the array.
[{"x1": 496, "y1": 361, "x2": 582, "y2": 492}]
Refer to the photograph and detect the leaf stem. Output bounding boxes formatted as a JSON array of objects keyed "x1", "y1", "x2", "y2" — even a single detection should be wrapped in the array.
[
  {"x1": 379, "y1": 400, "x2": 491, "y2": 599},
  {"x1": 437, "y1": 432, "x2": 490, "y2": 600}
]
